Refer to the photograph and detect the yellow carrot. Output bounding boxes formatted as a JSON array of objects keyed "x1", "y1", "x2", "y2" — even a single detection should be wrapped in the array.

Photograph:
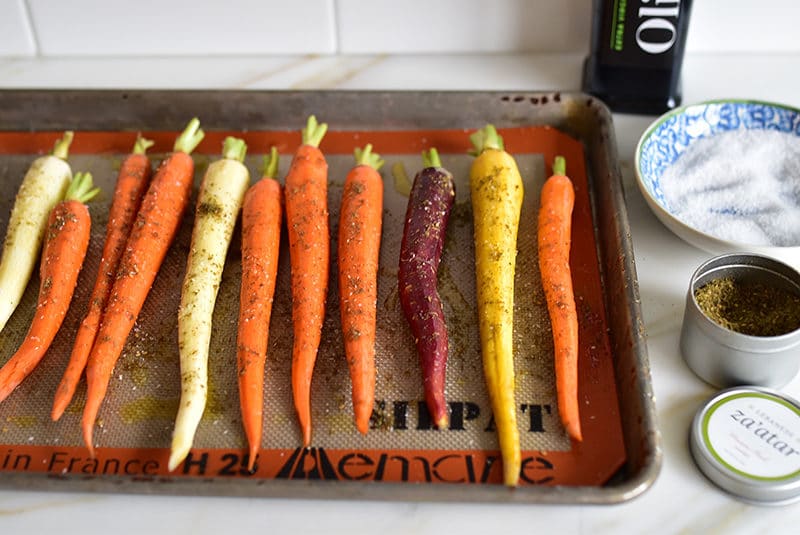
[{"x1": 469, "y1": 125, "x2": 523, "y2": 487}]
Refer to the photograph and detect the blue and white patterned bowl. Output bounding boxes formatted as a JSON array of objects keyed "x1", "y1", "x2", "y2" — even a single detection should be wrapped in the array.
[{"x1": 635, "y1": 99, "x2": 800, "y2": 269}]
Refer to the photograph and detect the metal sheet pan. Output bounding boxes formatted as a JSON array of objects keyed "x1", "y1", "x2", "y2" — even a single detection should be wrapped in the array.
[{"x1": 0, "y1": 90, "x2": 660, "y2": 503}]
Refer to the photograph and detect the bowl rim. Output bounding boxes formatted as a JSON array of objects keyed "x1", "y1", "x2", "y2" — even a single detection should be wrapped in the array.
[
  {"x1": 635, "y1": 98, "x2": 800, "y2": 158},
  {"x1": 633, "y1": 98, "x2": 800, "y2": 255}
]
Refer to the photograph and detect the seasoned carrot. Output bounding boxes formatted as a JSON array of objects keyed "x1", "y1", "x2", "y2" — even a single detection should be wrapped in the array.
[
  {"x1": 169, "y1": 136, "x2": 250, "y2": 471},
  {"x1": 338, "y1": 144, "x2": 384, "y2": 435},
  {"x1": 52, "y1": 135, "x2": 154, "y2": 421},
  {"x1": 538, "y1": 156, "x2": 582, "y2": 442},
  {"x1": 82, "y1": 118, "x2": 204, "y2": 456},
  {"x1": 237, "y1": 147, "x2": 282, "y2": 471},
  {"x1": 286, "y1": 116, "x2": 329, "y2": 446},
  {"x1": 0, "y1": 172, "x2": 99, "y2": 402},
  {"x1": 0, "y1": 132, "x2": 73, "y2": 335},
  {"x1": 469, "y1": 125, "x2": 523, "y2": 487},
  {"x1": 398, "y1": 148, "x2": 455, "y2": 429}
]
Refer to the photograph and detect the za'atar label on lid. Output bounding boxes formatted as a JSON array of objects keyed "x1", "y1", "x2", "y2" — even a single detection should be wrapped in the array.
[{"x1": 702, "y1": 392, "x2": 800, "y2": 481}]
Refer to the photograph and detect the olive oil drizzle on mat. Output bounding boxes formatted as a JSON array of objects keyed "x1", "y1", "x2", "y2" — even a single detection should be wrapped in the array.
[{"x1": 695, "y1": 277, "x2": 800, "y2": 337}]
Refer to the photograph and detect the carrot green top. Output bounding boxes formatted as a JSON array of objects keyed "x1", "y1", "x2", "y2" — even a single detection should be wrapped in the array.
[
  {"x1": 52, "y1": 131, "x2": 74, "y2": 161},
  {"x1": 553, "y1": 155, "x2": 566, "y2": 176},
  {"x1": 260, "y1": 146, "x2": 280, "y2": 179},
  {"x1": 132, "y1": 134, "x2": 155, "y2": 155},
  {"x1": 469, "y1": 124, "x2": 505, "y2": 156},
  {"x1": 174, "y1": 117, "x2": 205, "y2": 155},
  {"x1": 302, "y1": 115, "x2": 328, "y2": 148},
  {"x1": 64, "y1": 172, "x2": 100, "y2": 204},
  {"x1": 222, "y1": 136, "x2": 247, "y2": 163},
  {"x1": 354, "y1": 144, "x2": 384, "y2": 171},
  {"x1": 422, "y1": 148, "x2": 442, "y2": 169}
]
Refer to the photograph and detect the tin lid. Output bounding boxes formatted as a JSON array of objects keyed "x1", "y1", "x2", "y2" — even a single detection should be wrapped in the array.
[{"x1": 690, "y1": 386, "x2": 800, "y2": 505}]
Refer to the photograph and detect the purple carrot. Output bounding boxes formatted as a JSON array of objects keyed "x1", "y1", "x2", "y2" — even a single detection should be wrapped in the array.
[{"x1": 398, "y1": 148, "x2": 456, "y2": 429}]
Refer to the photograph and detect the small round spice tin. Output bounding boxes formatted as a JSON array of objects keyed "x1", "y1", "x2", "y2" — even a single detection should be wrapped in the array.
[
  {"x1": 690, "y1": 386, "x2": 800, "y2": 505},
  {"x1": 680, "y1": 253, "x2": 800, "y2": 388}
]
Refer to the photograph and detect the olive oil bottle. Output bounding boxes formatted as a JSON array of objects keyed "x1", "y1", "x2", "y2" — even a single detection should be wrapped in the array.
[{"x1": 582, "y1": 0, "x2": 693, "y2": 115}]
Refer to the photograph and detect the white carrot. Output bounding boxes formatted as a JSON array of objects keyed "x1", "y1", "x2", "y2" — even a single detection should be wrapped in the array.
[
  {"x1": 168, "y1": 136, "x2": 250, "y2": 471},
  {"x1": 0, "y1": 132, "x2": 74, "y2": 334}
]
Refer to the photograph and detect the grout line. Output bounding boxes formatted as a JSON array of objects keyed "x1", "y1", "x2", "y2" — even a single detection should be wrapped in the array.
[
  {"x1": 331, "y1": 0, "x2": 342, "y2": 54},
  {"x1": 20, "y1": 0, "x2": 41, "y2": 58}
]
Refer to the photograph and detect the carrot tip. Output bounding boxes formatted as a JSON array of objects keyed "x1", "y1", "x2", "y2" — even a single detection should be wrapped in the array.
[
  {"x1": 435, "y1": 415, "x2": 449, "y2": 430},
  {"x1": 260, "y1": 146, "x2": 280, "y2": 179},
  {"x1": 51, "y1": 405, "x2": 64, "y2": 422},
  {"x1": 553, "y1": 155, "x2": 566, "y2": 176},
  {"x1": 52, "y1": 131, "x2": 74, "y2": 160},
  {"x1": 247, "y1": 448, "x2": 258, "y2": 472},
  {"x1": 65, "y1": 171, "x2": 100, "y2": 203},
  {"x1": 174, "y1": 117, "x2": 205, "y2": 154},
  {"x1": 354, "y1": 144, "x2": 384, "y2": 170},
  {"x1": 469, "y1": 124, "x2": 504, "y2": 156},
  {"x1": 133, "y1": 133, "x2": 155, "y2": 155},
  {"x1": 421, "y1": 147, "x2": 442, "y2": 169},
  {"x1": 302, "y1": 115, "x2": 328, "y2": 148},
  {"x1": 222, "y1": 136, "x2": 247, "y2": 163}
]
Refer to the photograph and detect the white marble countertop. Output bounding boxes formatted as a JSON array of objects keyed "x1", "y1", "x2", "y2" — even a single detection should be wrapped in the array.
[{"x1": 1, "y1": 52, "x2": 800, "y2": 534}]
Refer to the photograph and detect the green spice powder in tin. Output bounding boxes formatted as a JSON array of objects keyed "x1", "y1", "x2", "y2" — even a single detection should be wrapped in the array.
[{"x1": 694, "y1": 277, "x2": 800, "y2": 337}]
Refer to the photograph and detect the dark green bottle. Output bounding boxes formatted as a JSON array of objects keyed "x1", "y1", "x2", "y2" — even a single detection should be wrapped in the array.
[{"x1": 582, "y1": 0, "x2": 693, "y2": 115}]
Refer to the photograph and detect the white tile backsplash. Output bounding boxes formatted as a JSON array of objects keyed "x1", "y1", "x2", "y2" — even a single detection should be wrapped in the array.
[
  {"x1": 0, "y1": 0, "x2": 36, "y2": 57},
  {"x1": 686, "y1": 0, "x2": 800, "y2": 53},
  {"x1": 26, "y1": 0, "x2": 336, "y2": 56},
  {"x1": 2, "y1": 0, "x2": 798, "y2": 58},
  {"x1": 336, "y1": 0, "x2": 591, "y2": 54}
]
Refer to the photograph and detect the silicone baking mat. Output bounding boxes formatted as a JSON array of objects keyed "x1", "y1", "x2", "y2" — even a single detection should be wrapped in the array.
[{"x1": 0, "y1": 125, "x2": 624, "y2": 489}]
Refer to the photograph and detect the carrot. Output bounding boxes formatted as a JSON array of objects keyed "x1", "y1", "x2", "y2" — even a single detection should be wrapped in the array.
[
  {"x1": 169, "y1": 135, "x2": 250, "y2": 471},
  {"x1": 82, "y1": 118, "x2": 204, "y2": 456},
  {"x1": 0, "y1": 172, "x2": 99, "y2": 402},
  {"x1": 538, "y1": 156, "x2": 582, "y2": 442},
  {"x1": 398, "y1": 148, "x2": 455, "y2": 429},
  {"x1": 237, "y1": 147, "x2": 282, "y2": 471},
  {"x1": 469, "y1": 125, "x2": 523, "y2": 487},
  {"x1": 51, "y1": 135, "x2": 154, "y2": 421},
  {"x1": 286, "y1": 116, "x2": 329, "y2": 446},
  {"x1": 338, "y1": 144, "x2": 384, "y2": 435},
  {"x1": 0, "y1": 132, "x2": 73, "y2": 335}
]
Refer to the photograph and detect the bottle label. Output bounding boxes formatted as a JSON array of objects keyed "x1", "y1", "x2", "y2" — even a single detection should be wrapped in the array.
[
  {"x1": 703, "y1": 392, "x2": 800, "y2": 480},
  {"x1": 599, "y1": 0, "x2": 685, "y2": 68}
]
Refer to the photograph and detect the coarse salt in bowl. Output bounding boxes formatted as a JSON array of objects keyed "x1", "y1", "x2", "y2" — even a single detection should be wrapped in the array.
[{"x1": 635, "y1": 99, "x2": 800, "y2": 270}]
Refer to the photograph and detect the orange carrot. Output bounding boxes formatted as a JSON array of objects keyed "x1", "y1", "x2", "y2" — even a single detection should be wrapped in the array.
[
  {"x1": 237, "y1": 147, "x2": 282, "y2": 470},
  {"x1": 286, "y1": 116, "x2": 329, "y2": 446},
  {"x1": 537, "y1": 155, "x2": 582, "y2": 442},
  {"x1": 51, "y1": 135, "x2": 154, "y2": 421},
  {"x1": 0, "y1": 172, "x2": 99, "y2": 402},
  {"x1": 82, "y1": 118, "x2": 204, "y2": 456},
  {"x1": 338, "y1": 144, "x2": 384, "y2": 434}
]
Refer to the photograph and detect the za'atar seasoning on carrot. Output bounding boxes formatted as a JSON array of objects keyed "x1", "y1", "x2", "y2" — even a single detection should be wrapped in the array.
[
  {"x1": 0, "y1": 132, "x2": 73, "y2": 335},
  {"x1": 398, "y1": 148, "x2": 455, "y2": 429},
  {"x1": 469, "y1": 125, "x2": 523, "y2": 487},
  {"x1": 82, "y1": 118, "x2": 204, "y2": 457},
  {"x1": 286, "y1": 116, "x2": 330, "y2": 446},
  {"x1": 0, "y1": 172, "x2": 99, "y2": 402},
  {"x1": 237, "y1": 147, "x2": 283, "y2": 470},
  {"x1": 537, "y1": 156, "x2": 582, "y2": 442},
  {"x1": 338, "y1": 144, "x2": 384, "y2": 435},
  {"x1": 52, "y1": 135, "x2": 155, "y2": 421},
  {"x1": 169, "y1": 136, "x2": 250, "y2": 471}
]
